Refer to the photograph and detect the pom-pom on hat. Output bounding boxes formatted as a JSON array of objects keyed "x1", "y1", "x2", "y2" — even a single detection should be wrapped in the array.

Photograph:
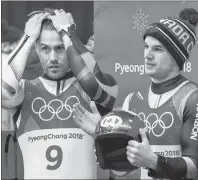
[{"x1": 143, "y1": 8, "x2": 198, "y2": 70}]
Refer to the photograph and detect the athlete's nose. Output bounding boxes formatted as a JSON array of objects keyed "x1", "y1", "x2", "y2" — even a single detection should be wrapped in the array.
[
  {"x1": 50, "y1": 59, "x2": 59, "y2": 65},
  {"x1": 144, "y1": 48, "x2": 154, "y2": 61},
  {"x1": 49, "y1": 50, "x2": 58, "y2": 62}
]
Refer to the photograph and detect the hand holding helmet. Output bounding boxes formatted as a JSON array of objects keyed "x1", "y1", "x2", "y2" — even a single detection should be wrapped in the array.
[
  {"x1": 126, "y1": 128, "x2": 157, "y2": 169},
  {"x1": 94, "y1": 110, "x2": 147, "y2": 172}
]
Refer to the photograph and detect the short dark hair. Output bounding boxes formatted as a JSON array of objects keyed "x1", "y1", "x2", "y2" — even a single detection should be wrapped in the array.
[
  {"x1": 40, "y1": 19, "x2": 56, "y2": 31},
  {"x1": 28, "y1": 8, "x2": 58, "y2": 34},
  {"x1": 41, "y1": 8, "x2": 57, "y2": 31},
  {"x1": 36, "y1": 19, "x2": 56, "y2": 42},
  {"x1": 32, "y1": 8, "x2": 57, "y2": 41}
]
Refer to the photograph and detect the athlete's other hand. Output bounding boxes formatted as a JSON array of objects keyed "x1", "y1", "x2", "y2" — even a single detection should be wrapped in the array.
[
  {"x1": 25, "y1": 12, "x2": 49, "y2": 40},
  {"x1": 48, "y1": 9, "x2": 75, "y2": 33},
  {"x1": 73, "y1": 101, "x2": 101, "y2": 136},
  {"x1": 126, "y1": 128, "x2": 158, "y2": 170}
]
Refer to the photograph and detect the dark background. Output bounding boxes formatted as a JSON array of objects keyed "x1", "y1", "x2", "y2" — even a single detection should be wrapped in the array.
[{"x1": 1, "y1": 1, "x2": 94, "y2": 44}]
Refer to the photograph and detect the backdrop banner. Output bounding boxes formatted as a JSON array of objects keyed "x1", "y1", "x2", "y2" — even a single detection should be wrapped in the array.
[{"x1": 94, "y1": 1, "x2": 198, "y2": 110}]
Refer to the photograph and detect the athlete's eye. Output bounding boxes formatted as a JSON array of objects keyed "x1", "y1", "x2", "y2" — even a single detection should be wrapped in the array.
[
  {"x1": 153, "y1": 46, "x2": 164, "y2": 52},
  {"x1": 56, "y1": 46, "x2": 65, "y2": 51},
  {"x1": 155, "y1": 47, "x2": 163, "y2": 51},
  {"x1": 41, "y1": 46, "x2": 50, "y2": 51}
]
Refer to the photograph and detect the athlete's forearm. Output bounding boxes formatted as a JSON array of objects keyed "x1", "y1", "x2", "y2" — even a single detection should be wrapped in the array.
[
  {"x1": 2, "y1": 35, "x2": 35, "y2": 89},
  {"x1": 63, "y1": 32, "x2": 118, "y2": 111},
  {"x1": 148, "y1": 155, "x2": 198, "y2": 179},
  {"x1": 1, "y1": 108, "x2": 15, "y2": 131},
  {"x1": 2, "y1": 35, "x2": 34, "y2": 108}
]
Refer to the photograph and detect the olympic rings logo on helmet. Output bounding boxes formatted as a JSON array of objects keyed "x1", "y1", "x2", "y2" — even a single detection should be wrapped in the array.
[
  {"x1": 138, "y1": 112, "x2": 174, "y2": 137},
  {"x1": 100, "y1": 115, "x2": 123, "y2": 128},
  {"x1": 31, "y1": 96, "x2": 80, "y2": 121}
]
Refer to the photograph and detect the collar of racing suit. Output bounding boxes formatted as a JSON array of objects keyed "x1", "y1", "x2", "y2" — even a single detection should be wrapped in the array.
[
  {"x1": 151, "y1": 74, "x2": 187, "y2": 94},
  {"x1": 40, "y1": 71, "x2": 75, "y2": 96}
]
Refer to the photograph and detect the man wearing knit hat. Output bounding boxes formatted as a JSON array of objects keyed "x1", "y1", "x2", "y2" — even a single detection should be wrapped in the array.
[{"x1": 72, "y1": 8, "x2": 198, "y2": 180}]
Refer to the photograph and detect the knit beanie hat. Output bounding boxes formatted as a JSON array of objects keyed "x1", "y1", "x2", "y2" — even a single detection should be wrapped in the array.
[{"x1": 143, "y1": 8, "x2": 198, "y2": 70}]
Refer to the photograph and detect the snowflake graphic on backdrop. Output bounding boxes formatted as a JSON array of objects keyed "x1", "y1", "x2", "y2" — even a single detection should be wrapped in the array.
[{"x1": 133, "y1": 9, "x2": 149, "y2": 35}]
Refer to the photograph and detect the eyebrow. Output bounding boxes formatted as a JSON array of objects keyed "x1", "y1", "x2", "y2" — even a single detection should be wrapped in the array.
[
  {"x1": 145, "y1": 43, "x2": 164, "y2": 49},
  {"x1": 153, "y1": 45, "x2": 164, "y2": 48},
  {"x1": 40, "y1": 43, "x2": 48, "y2": 46},
  {"x1": 39, "y1": 43, "x2": 64, "y2": 47}
]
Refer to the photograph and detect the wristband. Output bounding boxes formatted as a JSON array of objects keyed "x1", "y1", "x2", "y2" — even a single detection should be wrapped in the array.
[
  {"x1": 147, "y1": 154, "x2": 187, "y2": 180},
  {"x1": 59, "y1": 24, "x2": 76, "y2": 38}
]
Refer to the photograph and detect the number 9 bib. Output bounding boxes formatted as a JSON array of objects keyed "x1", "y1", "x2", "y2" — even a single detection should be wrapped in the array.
[{"x1": 18, "y1": 128, "x2": 97, "y2": 179}]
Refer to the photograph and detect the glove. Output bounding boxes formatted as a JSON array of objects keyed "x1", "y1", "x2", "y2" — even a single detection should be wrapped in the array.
[
  {"x1": 25, "y1": 12, "x2": 49, "y2": 40},
  {"x1": 48, "y1": 9, "x2": 76, "y2": 34}
]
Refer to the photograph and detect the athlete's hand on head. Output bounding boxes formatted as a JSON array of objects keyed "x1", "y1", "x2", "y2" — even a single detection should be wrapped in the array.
[
  {"x1": 73, "y1": 101, "x2": 101, "y2": 136},
  {"x1": 126, "y1": 128, "x2": 158, "y2": 169},
  {"x1": 25, "y1": 12, "x2": 49, "y2": 40},
  {"x1": 48, "y1": 9, "x2": 75, "y2": 33}
]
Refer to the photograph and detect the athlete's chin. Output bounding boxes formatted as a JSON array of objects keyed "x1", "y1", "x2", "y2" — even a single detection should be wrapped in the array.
[
  {"x1": 47, "y1": 72, "x2": 66, "y2": 80},
  {"x1": 145, "y1": 69, "x2": 157, "y2": 77}
]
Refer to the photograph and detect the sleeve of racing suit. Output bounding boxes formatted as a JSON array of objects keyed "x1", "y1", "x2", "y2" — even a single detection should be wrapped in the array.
[
  {"x1": 148, "y1": 90, "x2": 198, "y2": 180},
  {"x1": 64, "y1": 30, "x2": 118, "y2": 114},
  {"x1": 2, "y1": 35, "x2": 34, "y2": 109}
]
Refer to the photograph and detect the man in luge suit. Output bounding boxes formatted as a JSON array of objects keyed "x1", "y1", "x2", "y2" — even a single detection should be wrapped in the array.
[
  {"x1": 2, "y1": 8, "x2": 118, "y2": 179},
  {"x1": 73, "y1": 8, "x2": 198, "y2": 180}
]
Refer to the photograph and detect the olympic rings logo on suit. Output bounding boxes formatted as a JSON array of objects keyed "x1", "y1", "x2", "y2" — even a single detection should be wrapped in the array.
[
  {"x1": 31, "y1": 96, "x2": 80, "y2": 121},
  {"x1": 137, "y1": 112, "x2": 174, "y2": 137}
]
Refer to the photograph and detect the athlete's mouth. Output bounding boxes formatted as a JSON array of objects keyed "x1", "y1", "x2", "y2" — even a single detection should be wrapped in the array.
[
  {"x1": 48, "y1": 65, "x2": 61, "y2": 69},
  {"x1": 146, "y1": 62, "x2": 155, "y2": 66}
]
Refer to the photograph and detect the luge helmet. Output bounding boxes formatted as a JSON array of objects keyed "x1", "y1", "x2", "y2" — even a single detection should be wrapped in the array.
[{"x1": 94, "y1": 110, "x2": 146, "y2": 172}]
